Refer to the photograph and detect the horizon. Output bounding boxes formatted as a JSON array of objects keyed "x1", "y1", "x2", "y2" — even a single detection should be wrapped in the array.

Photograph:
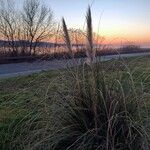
[{"x1": 14, "y1": 0, "x2": 150, "y2": 48}]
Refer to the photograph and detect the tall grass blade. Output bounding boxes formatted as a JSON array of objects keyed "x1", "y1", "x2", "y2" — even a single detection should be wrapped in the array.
[
  {"x1": 86, "y1": 6, "x2": 95, "y2": 63},
  {"x1": 62, "y1": 17, "x2": 73, "y2": 58}
]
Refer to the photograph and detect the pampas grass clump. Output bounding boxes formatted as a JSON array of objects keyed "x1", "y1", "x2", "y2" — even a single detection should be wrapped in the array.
[{"x1": 47, "y1": 7, "x2": 149, "y2": 150}]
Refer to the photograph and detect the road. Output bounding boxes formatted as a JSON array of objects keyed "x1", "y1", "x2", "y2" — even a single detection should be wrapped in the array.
[{"x1": 0, "y1": 52, "x2": 150, "y2": 78}]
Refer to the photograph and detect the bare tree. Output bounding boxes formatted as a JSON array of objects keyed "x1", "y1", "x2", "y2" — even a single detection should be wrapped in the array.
[
  {"x1": 0, "y1": 0, "x2": 54, "y2": 57},
  {"x1": 0, "y1": 0, "x2": 19, "y2": 55},
  {"x1": 22, "y1": 0, "x2": 54, "y2": 55}
]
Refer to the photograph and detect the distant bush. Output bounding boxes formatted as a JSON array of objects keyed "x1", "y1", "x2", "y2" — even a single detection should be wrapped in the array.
[{"x1": 120, "y1": 45, "x2": 141, "y2": 53}]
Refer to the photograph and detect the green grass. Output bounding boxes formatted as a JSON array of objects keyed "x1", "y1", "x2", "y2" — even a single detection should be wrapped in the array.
[
  {"x1": 0, "y1": 70, "x2": 60, "y2": 149},
  {"x1": 0, "y1": 56, "x2": 150, "y2": 149}
]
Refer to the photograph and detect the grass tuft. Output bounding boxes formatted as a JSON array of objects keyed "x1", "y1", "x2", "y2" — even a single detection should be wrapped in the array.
[
  {"x1": 47, "y1": 62, "x2": 149, "y2": 149},
  {"x1": 44, "y1": 6, "x2": 150, "y2": 149}
]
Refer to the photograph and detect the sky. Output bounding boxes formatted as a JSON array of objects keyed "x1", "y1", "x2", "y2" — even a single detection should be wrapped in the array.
[{"x1": 16, "y1": 0, "x2": 150, "y2": 47}]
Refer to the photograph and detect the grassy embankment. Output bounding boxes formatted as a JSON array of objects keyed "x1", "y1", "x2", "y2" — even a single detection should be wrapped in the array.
[{"x1": 0, "y1": 56, "x2": 150, "y2": 149}]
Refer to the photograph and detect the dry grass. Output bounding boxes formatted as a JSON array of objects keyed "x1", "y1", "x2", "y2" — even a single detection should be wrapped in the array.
[{"x1": 44, "y1": 6, "x2": 150, "y2": 149}]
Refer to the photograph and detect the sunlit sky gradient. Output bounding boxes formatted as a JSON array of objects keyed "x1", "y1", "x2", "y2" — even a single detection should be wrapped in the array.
[{"x1": 16, "y1": 0, "x2": 150, "y2": 47}]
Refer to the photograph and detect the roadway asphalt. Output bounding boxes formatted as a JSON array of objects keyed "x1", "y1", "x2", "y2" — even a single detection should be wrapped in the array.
[
  {"x1": 0, "y1": 59, "x2": 76, "y2": 78},
  {"x1": 0, "y1": 52, "x2": 150, "y2": 78}
]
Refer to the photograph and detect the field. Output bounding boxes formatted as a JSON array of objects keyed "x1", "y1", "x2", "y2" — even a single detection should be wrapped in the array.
[{"x1": 0, "y1": 56, "x2": 150, "y2": 149}]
